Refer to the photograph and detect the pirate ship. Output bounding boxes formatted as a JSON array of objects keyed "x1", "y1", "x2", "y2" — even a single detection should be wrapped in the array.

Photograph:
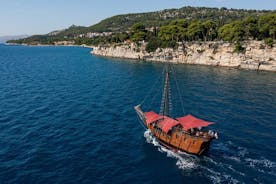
[{"x1": 135, "y1": 65, "x2": 218, "y2": 155}]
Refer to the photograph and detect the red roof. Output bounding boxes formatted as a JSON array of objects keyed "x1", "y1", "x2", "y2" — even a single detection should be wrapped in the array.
[
  {"x1": 176, "y1": 114, "x2": 213, "y2": 131},
  {"x1": 158, "y1": 116, "x2": 180, "y2": 133},
  {"x1": 144, "y1": 111, "x2": 163, "y2": 125}
]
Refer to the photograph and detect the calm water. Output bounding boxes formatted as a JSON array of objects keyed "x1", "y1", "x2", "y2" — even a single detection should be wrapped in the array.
[{"x1": 0, "y1": 44, "x2": 275, "y2": 184}]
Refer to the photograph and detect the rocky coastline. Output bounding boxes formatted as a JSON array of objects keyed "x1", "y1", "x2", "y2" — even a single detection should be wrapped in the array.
[{"x1": 92, "y1": 41, "x2": 276, "y2": 72}]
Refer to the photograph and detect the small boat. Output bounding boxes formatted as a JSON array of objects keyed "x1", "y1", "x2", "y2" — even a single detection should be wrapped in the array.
[{"x1": 134, "y1": 65, "x2": 218, "y2": 156}]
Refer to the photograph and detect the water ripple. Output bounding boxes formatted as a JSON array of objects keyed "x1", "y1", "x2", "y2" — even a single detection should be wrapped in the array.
[{"x1": 0, "y1": 45, "x2": 275, "y2": 183}]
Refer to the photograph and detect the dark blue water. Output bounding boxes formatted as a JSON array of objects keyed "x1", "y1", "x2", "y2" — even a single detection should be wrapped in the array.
[{"x1": 0, "y1": 44, "x2": 275, "y2": 184}]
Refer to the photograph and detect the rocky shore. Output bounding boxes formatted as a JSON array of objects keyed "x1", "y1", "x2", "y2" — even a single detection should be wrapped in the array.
[{"x1": 92, "y1": 41, "x2": 276, "y2": 71}]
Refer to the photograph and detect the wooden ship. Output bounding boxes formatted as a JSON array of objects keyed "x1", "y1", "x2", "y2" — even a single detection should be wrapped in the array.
[{"x1": 135, "y1": 66, "x2": 218, "y2": 156}]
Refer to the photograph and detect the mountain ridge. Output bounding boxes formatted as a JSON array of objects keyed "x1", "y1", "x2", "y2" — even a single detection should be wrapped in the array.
[{"x1": 8, "y1": 6, "x2": 276, "y2": 43}]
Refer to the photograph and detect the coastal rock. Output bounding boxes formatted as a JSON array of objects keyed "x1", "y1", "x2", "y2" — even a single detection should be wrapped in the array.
[{"x1": 92, "y1": 41, "x2": 276, "y2": 72}]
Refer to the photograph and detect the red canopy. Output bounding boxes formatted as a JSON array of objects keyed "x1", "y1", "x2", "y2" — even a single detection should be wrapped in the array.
[
  {"x1": 177, "y1": 114, "x2": 213, "y2": 131},
  {"x1": 158, "y1": 116, "x2": 180, "y2": 133},
  {"x1": 144, "y1": 111, "x2": 163, "y2": 125}
]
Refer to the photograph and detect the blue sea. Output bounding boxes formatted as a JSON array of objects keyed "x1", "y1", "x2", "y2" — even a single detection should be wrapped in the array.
[{"x1": 0, "y1": 44, "x2": 275, "y2": 184}]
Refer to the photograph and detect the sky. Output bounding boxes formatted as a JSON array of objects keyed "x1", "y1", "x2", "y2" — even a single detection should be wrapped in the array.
[{"x1": 0, "y1": 0, "x2": 275, "y2": 36}]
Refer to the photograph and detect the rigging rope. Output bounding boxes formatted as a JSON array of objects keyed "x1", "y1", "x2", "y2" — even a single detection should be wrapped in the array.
[
  {"x1": 149, "y1": 84, "x2": 161, "y2": 108},
  {"x1": 171, "y1": 65, "x2": 186, "y2": 115},
  {"x1": 159, "y1": 65, "x2": 172, "y2": 116},
  {"x1": 159, "y1": 66, "x2": 168, "y2": 115},
  {"x1": 140, "y1": 67, "x2": 164, "y2": 106},
  {"x1": 139, "y1": 64, "x2": 185, "y2": 117}
]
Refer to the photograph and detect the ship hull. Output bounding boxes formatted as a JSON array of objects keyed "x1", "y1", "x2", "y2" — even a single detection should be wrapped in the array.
[
  {"x1": 134, "y1": 105, "x2": 214, "y2": 156},
  {"x1": 148, "y1": 125, "x2": 212, "y2": 156}
]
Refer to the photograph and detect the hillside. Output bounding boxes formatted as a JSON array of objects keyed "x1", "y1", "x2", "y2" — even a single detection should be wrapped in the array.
[
  {"x1": 7, "y1": 6, "x2": 275, "y2": 45},
  {"x1": 86, "y1": 6, "x2": 272, "y2": 32}
]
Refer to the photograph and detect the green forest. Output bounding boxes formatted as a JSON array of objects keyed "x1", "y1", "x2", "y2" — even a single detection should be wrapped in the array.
[{"x1": 7, "y1": 6, "x2": 276, "y2": 52}]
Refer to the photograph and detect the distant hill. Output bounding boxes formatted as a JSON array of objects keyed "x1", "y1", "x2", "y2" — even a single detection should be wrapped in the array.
[
  {"x1": 42, "y1": 6, "x2": 275, "y2": 36},
  {"x1": 85, "y1": 6, "x2": 273, "y2": 32},
  {"x1": 0, "y1": 35, "x2": 29, "y2": 43},
  {"x1": 7, "y1": 6, "x2": 276, "y2": 44}
]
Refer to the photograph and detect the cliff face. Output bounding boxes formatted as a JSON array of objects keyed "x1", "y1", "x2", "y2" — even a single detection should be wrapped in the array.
[{"x1": 92, "y1": 41, "x2": 276, "y2": 71}]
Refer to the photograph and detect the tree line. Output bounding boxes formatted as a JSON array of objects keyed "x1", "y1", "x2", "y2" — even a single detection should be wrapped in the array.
[
  {"x1": 8, "y1": 13, "x2": 275, "y2": 53},
  {"x1": 82, "y1": 13, "x2": 275, "y2": 52}
]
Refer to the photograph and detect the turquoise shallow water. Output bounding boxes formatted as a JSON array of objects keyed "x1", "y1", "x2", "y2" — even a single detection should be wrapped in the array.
[{"x1": 0, "y1": 44, "x2": 275, "y2": 183}]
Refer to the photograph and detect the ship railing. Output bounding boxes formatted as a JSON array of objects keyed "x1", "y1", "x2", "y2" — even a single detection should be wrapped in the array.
[
  {"x1": 172, "y1": 127, "x2": 213, "y2": 141},
  {"x1": 153, "y1": 125, "x2": 172, "y2": 140}
]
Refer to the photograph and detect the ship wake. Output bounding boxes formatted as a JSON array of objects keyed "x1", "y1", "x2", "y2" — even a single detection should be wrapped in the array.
[
  {"x1": 144, "y1": 130, "x2": 276, "y2": 183},
  {"x1": 144, "y1": 129, "x2": 199, "y2": 170}
]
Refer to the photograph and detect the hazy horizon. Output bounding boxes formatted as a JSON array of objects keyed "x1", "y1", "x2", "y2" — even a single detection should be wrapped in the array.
[{"x1": 0, "y1": 0, "x2": 275, "y2": 37}]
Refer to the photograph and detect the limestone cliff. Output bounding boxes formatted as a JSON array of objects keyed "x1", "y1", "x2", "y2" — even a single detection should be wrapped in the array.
[{"x1": 92, "y1": 41, "x2": 276, "y2": 71}]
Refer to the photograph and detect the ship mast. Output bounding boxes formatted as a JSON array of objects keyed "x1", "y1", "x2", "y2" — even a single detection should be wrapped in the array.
[{"x1": 160, "y1": 65, "x2": 171, "y2": 117}]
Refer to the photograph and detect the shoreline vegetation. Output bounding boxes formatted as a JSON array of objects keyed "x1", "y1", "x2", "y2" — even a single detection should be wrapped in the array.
[{"x1": 7, "y1": 6, "x2": 276, "y2": 71}]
